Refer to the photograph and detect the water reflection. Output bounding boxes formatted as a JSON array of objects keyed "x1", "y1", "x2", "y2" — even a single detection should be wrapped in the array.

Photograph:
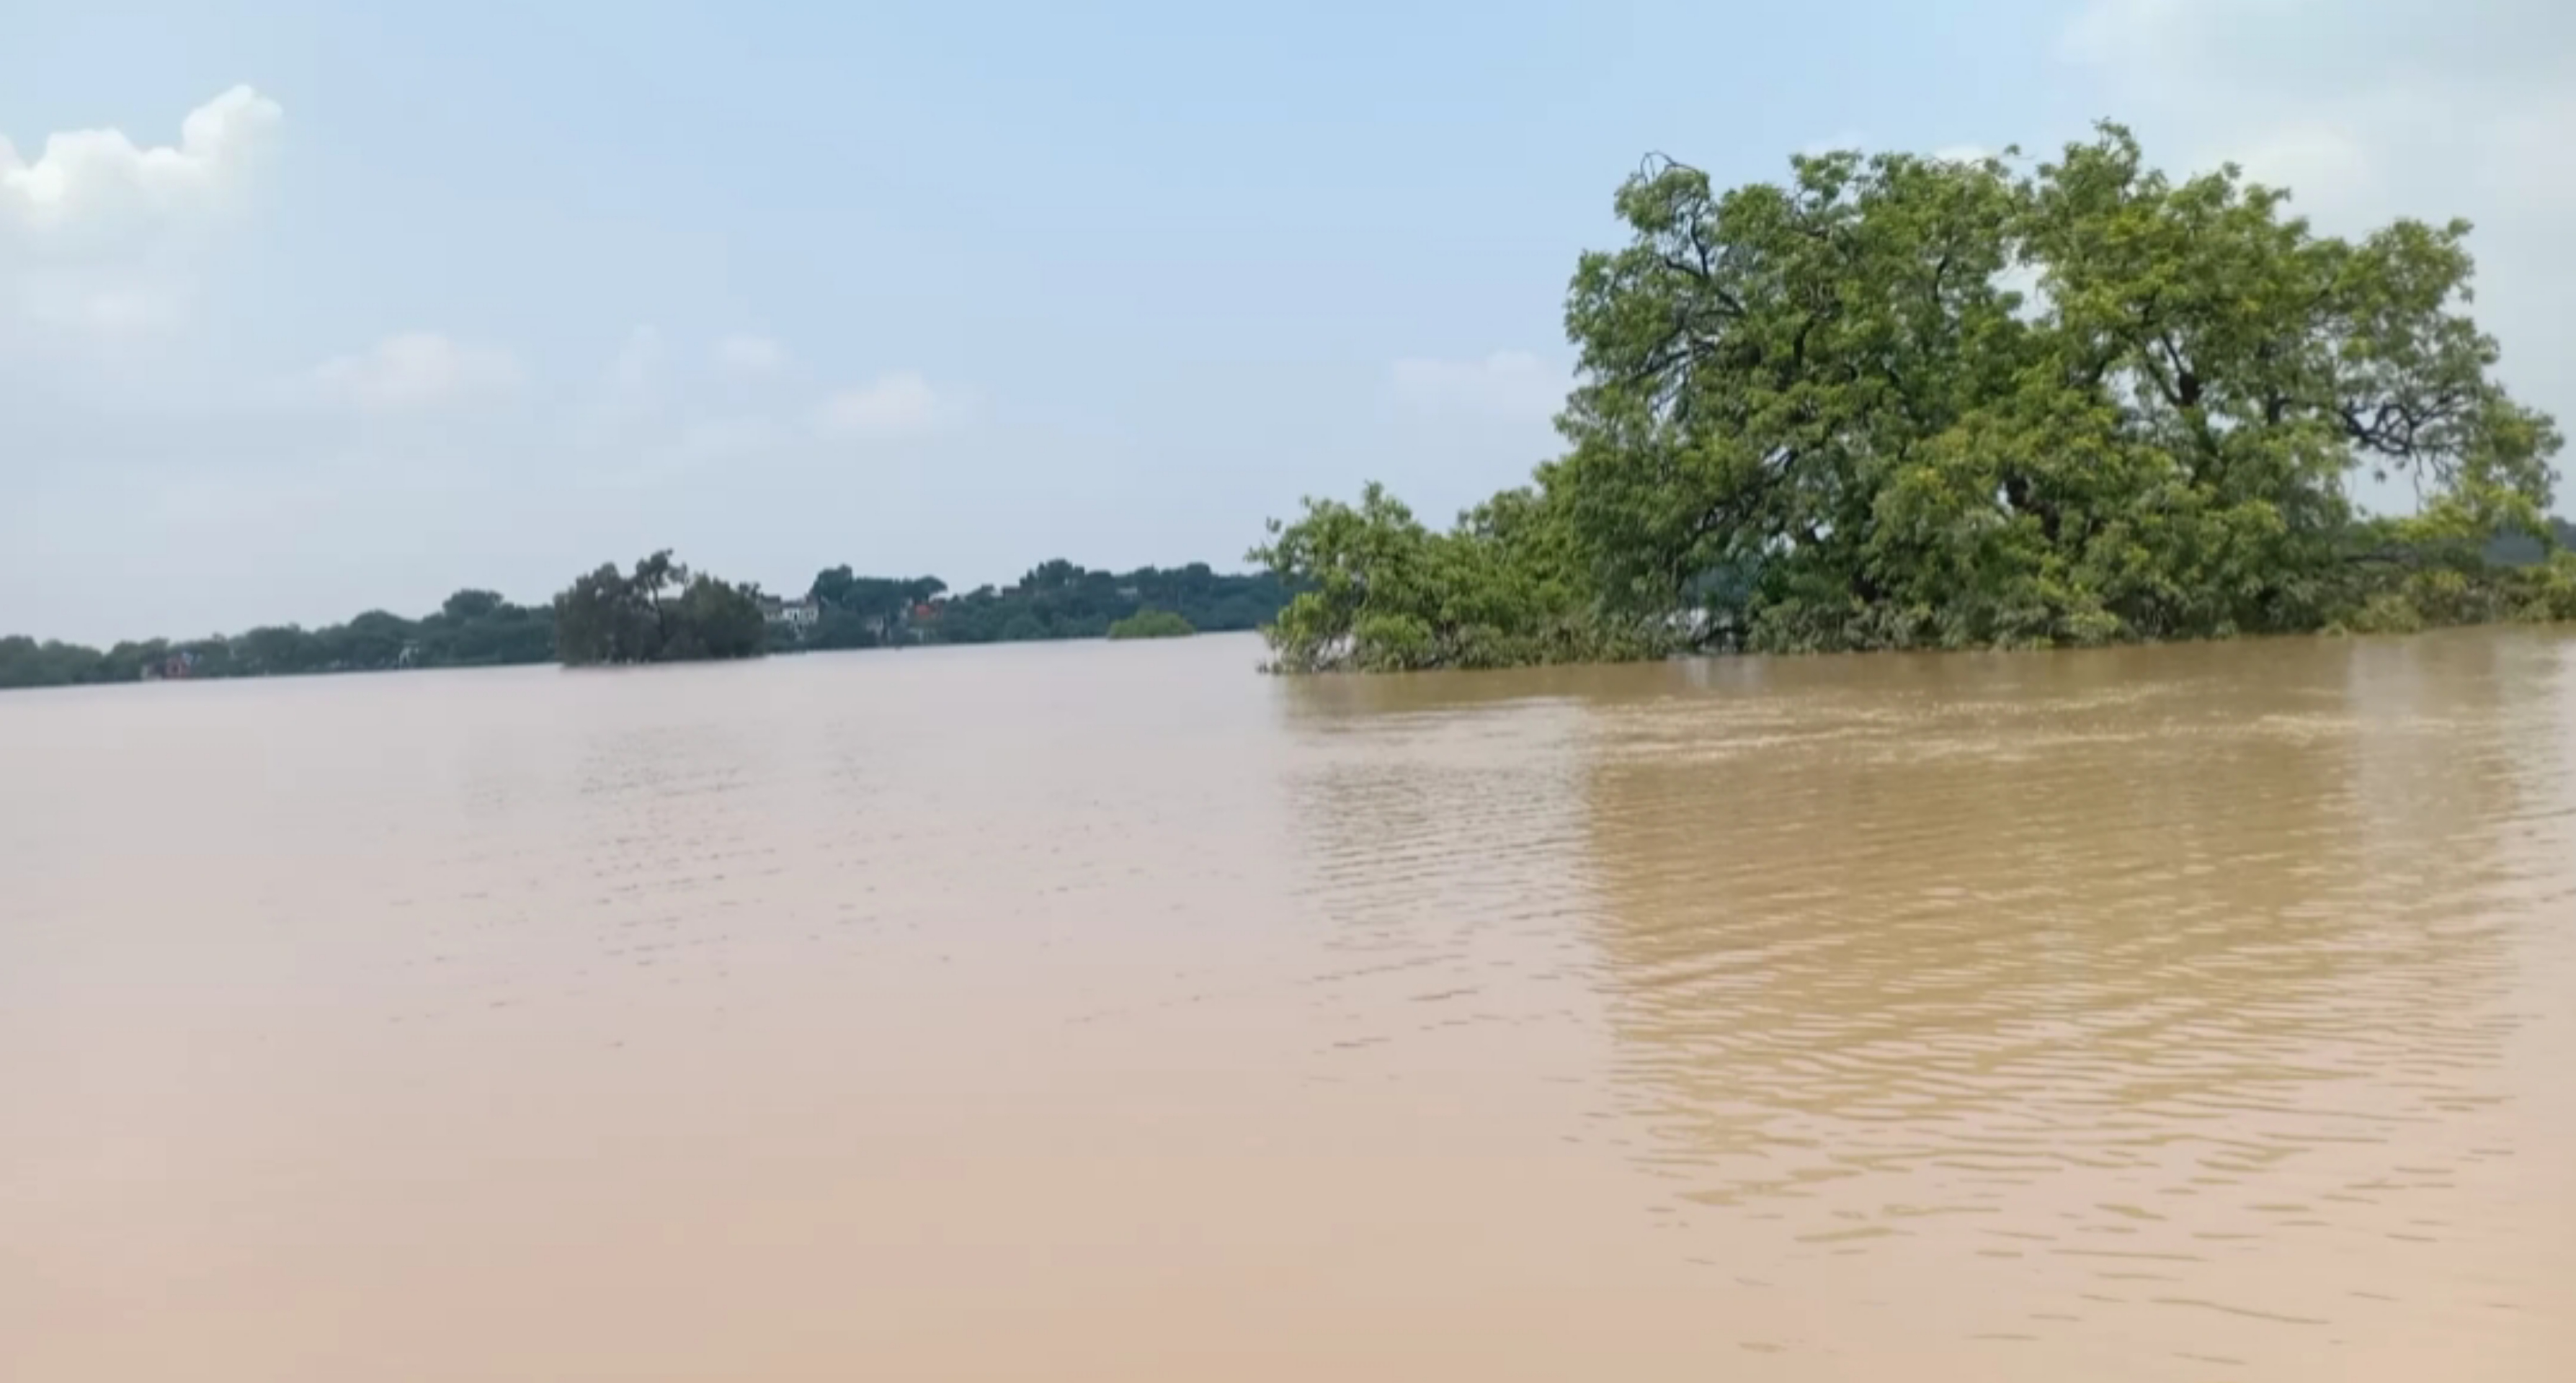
[
  {"x1": 1581, "y1": 639, "x2": 2529, "y2": 1210},
  {"x1": 1278, "y1": 632, "x2": 2576, "y2": 1371}
]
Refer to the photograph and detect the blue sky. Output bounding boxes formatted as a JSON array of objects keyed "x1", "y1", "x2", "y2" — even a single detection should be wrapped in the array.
[{"x1": 5, "y1": 0, "x2": 2568, "y2": 640}]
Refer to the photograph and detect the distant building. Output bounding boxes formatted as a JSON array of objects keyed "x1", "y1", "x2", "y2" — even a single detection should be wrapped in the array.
[
  {"x1": 141, "y1": 649, "x2": 199, "y2": 681},
  {"x1": 758, "y1": 595, "x2": 821, "y2": 635}
]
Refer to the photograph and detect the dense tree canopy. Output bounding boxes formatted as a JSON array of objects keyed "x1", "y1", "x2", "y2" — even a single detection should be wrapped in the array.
[
  {"x1": 551, "y1": 551, "x2": 766, "y2": 666},
  {"x1": 1257, "y1": 125, "x2": 2572, "y2": 671}
]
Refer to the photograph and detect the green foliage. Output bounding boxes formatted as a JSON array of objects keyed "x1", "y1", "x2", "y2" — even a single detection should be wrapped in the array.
[
  {"x1": 0, "y1": 637, "x2": 119, "y2": 689},
  {"x1": 1249, "y1": 482, "x2": 1668, "y2": 671},
  {"x1": 0, "y1": 591, "x2": 556, "y2": 689},
  {"x1": 550, "y1": 550, "x2": 766, "y2": 666},
  {"x1": 1260, "y1": 124, "x2": 2567, "y2": 671},
  {"x1": 767, "y1": 560, "x2": 1290, "y2": 650},
  {"x1": 906, "y1": 560, "x2": 1295, "y2": 645},
  {"x1": 1106, "y1": 609, "x2": 1195, "y2": 640}
]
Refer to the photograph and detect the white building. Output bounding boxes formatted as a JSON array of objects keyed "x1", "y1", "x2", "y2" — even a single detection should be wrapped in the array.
[{"x1": 758, "y1": 596, "x2": 821, "y2": 633}]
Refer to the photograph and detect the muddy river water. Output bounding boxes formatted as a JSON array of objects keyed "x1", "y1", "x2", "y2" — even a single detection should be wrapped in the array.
[{"x1": 6, "y1": 630, "x2": 2572, "y2": 1379}]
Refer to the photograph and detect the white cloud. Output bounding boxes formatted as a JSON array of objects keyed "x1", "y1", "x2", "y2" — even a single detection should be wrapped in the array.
[
  {"x1": 1389, "y1": 351, "x2": 1566, "y2": 420},
  {"x1": 303, "y1": 332, "x2": 525, "y2": 411},
  {"x1": 814, "y1": 370, "x2": 947, "y2": 440},
  {"x1": 2, "y1": 86, "x2": 282, "y2": 354},
  {"x1": 713, "y1": 334, "x2": 789, "y2": 378},
  {"x1": 571, "y1": 335, "x2": 951, "y2": 477},
  {"x1": 1, "y1": 85, "x2": 282, "y2": 238},
  {"x1": 569, "y1": 325, "x2": 671, "y2": 444}
]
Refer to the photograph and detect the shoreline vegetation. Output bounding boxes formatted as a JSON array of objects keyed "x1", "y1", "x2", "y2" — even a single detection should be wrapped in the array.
[
  {"x1": 0, "y1": 554, "x2": 1290, "y2": 689},
  {"x1": 1246, "y1": 123, "x2": 2575, "y2": 672},
  {"x1": 1106, "y1": 609, "x2": 1195, "y2": 640},
  {"x1": 9, "y1": 123, "x2": 2574, "y2": 692}
]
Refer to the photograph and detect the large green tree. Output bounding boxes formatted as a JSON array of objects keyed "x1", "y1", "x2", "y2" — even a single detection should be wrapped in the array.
[{"x1": 1259, "y1": 124, "x2": 2570, "y2": 668}]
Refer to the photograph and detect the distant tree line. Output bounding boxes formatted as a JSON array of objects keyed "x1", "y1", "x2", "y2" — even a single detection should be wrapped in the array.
[
  {"x1": 0, "y1": 590, "x2": 555, "y2": 689},
  {"x1": 2484, "y1": 517, "x2": 2576, "y2": 568},
  {"x1": 772, "y1": 558, "x2": 1293, "y2": 650},
  {"x1": 2, "y1": 552, "x2": 1295, "y2": 689},
  {"x1": 907, "y1": 560, "x2": 1286, "y2": 645}
]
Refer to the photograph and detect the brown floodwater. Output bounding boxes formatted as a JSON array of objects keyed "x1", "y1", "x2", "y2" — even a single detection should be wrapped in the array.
[{"x1": 5, "y1": 629, "x2": 2574, "y2": 1380}]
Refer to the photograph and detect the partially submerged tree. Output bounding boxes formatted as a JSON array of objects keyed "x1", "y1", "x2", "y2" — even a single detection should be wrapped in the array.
[
  {"x1": 1251, "y1": 482, "x2": 1665, "y2": 671},
  {"x1": 551, "y1": 550, "x2": 765, "y2": 666},
  {"x1": 1258, "y1": 124, "x2": 2567, "y2": 668}
]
